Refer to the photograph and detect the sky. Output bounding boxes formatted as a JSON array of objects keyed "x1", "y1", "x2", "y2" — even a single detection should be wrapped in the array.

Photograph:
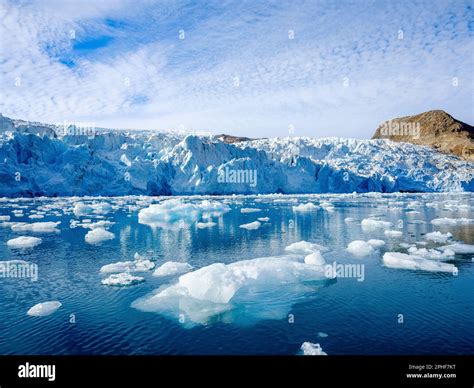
[{"x1": 0, "y1": 0, "x2": 473, "y2": 138}]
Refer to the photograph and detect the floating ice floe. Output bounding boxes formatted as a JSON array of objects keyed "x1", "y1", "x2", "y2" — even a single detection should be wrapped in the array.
[
  {"x1": 153, "y1": 262, "x2": 193, "y2": 277},
  {"x1": 300, "y1": 342, "x2": 327, "y2": 355},
  {"x1": 239, "y1": 221, "x2": 261, "y2": 230},
  {"x1": 196, "y1": 221, "x2": 217, "y2": 229},
  {"x1": 285, "y1": 241, "x2": 329, "y2": 254},
  {"x1": 102, "y1": 273, "x2": 145, "y2": 286},
  {"x1": 292, "y1": 203, "x2": 319, "y2": 212},
  {"x1": 11, "y1": 221, "x2": 60, "y2": 233},
  {"x1": 425, "y1": 231, "x2": 453, "y2": 243},
  {"x1": 28, "y1": 214, "x2": 44, "y2": 219},
  {"x1": 317, "y1": 332, "x2": 329, "y2": 338},
  {"x1": 367, "y1": 239, "x2": 386, "y2": 248},
  {"x1": 344, "y1": 217, "x2": 356, "y2": 223},
  {"x1": 383, "y1": 252, "x2": 457, "y2": 273},
  {"x1": 240, "y1": 208, "x2": 261, "y2": 213},
  {"x1": 7, "y1": 236, "x2": 42, "y2": 249},
  {"x1": 79, "y1": 220, "x2": 115, "y2": 230},
  {"x1": 320, "y1": 201, "x2": 335, "y2": 211},
  {"x1": 138, "y1": 199, "x2": 230, "y2": 228},
  {"x1": 27, "y1": 301, "x2": 62, "y2": 317},
  {"x1": 361, "y1": 218, "x2": 392, "y2": 231},
  {"x1": 430, "y1": 217, "x2": 474, "y2": 226},
  {"x1": 384, "y1": 230, "x2": 403, "y2": 238},
  {"x1": 439, "y1": 243, "x2": 474, "y2": 254},
  {"x1": 0, "y1": 215, "x2": 10, "y2": 221},
  {"x1": 407, "y1": 247, "x2": 455, "y2": 260},
  {"x1": 73, "y1": 202, "x2": 112, "y2": 216},
  {"x1": 346, "y1": 240, "x2": 374, "y2": 257},
  {"x1": 132, "y1": 253, "x2": 331, "y2": 325},
  {"x1": 257, "y1": 217, "x2": 270, "y2": 222},
  {"x1": 85, "y1": 228, "x2": 115, "y2": 244},
  {"x1": 100, "y1": 252, "x2": 154, "y2": 273}
]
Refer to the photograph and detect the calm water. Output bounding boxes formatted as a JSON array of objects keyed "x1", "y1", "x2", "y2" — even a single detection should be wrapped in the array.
[{"x1": 0, "y1": 193, "x2": 473, "y2": 355}]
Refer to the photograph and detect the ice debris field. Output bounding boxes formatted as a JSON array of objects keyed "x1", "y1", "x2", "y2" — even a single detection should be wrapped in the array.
[{"x1": 1, "y1": 192, "x2": 473, "y2": 355}]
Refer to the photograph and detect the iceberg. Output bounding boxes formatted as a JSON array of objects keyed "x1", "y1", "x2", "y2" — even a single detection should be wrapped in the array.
[
  {"x1": 425, "y1": 231, "x2": 453, "y2": 243},
  {"x1": 11, "y1": 221, "x2": 60, "y2": 233},
  {"x1": 383, "y1": 252, "x2": 457, "y2": 273},
  {"x1": 85, "y1": 228, "x2": 115, "y2": 244},
  {"x1": 102, "y1": 273, "x2": 145, "y2": 286},
  {"x1": 27, "y1": 301, "x2": 62, "y2": 317},
  {"x1": 285, "y1": 241, "x2": 329, "y2": 254},
  {"x1": 7, "y1": 236, "x2": 42, "y2": 249},
  {"x1": 300, "y1": 342, "x2": 327, "y2": 356},
  {"x1": 439, "y1": 243, "x2": 474, "y2": 254},
  {"x1": 346, "y1": 240, "x2": 375, "y2": 257},
  {"x1": 292, "y1": 203, "x2": 319, "y2": 212},
  {"x1": 239, "y1": 221, "x2": 261, "y2": 230}
]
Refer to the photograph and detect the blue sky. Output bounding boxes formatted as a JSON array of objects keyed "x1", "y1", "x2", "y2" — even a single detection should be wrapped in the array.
[{"x1": 0, "y1": 0, "x2": 473, "y2": 138}]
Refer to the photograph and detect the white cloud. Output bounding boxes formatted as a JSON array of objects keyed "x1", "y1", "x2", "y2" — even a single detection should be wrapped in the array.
[{"x1": 0, "y1": 0, "x2": 472, "y2": 137}]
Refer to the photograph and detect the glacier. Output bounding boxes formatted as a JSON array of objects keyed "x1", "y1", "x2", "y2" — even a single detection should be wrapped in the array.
[{"x1": 0, "y1": 115, "x2": 473, "y2": 196}]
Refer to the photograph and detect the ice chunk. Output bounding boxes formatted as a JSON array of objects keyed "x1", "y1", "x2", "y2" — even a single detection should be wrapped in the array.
[
  {"x1": 425, "y1": 231, "x2": 452, "y2": 243},
  {"x1": 304, "y1": 251, "x2": 325, "y2": 266},
  {"x1": 80, "y1": 220, "x2": 115, "y2": 230},
  {"x1": 320, "y1": 201, "x2": 335, "y2": 211},
  {"x1": 28, "y1": 214, "x2": 44, "y2": 219},
  {"x1": 85, "y1": 228, "x2": 114, "y2": 244},
  {"x1": 11, "y1": 221, "x2": 60, "y2": 233},
  {"x1": 74, "y1": 202, "x2": 112, "y2": 216},
  {"x1": 102, "y1": 273, "x2": 145, "y2": 286},
  {"x1": 439, "y1": 243, "x2": 474, "y2": 254},
  {"x1": 300, "y1": 342, "x2": 327, "y2": 356},
  {"x1": 138, "y1": 199, "x2": 230, "y2": 228},
  {"x1": 153, "y1": 262, "x2": 193, "y2": 277},
  {"x1": 361, "y1": 218, "x2": 392, "y2": 231},
  {"x1": 344, "y1": 217, "x2": 356, "y2": 223},
  {"x1": 100, "y1": 261, "x2": 133, "y2": 274},
  {"x1": 27, "y1": 301, "x2": 61, "y2": 317},
  {"x1": 431, "y1": 217, "x2": 474, "y2": 226},
  {"x1": 0, "y1": 215, "x2": 11, "y2": 221},
  {"x1": 346, "y1": 240, "x2": 374, "y2": 256},
  {"x1": 384, "y1": 230, "x2": 403, "y2": 238},
  {"x1": 367, "y1": 239, "x2": 385, "y2": 248},
  {"x1": 239, "y1": 221, "x2": 261, "y2": 230},
  {"x1": 196, "y1": 221, "x2": 217, "y2": 229},
  {"x1": 240, "y1": 208, "x2": 261, "y2": 213},
  {"x1": 383, "y1": 252, "x2": 457, "y2": 273},
  {"x1": 7, "y1": 236, "x2": 42, "y2": 249},
  {"x1": 285, "y1": 241, "x2": 329, "y2": 254},
  {"x1": 257, "y1": 217, "x2": 270, "y2": 222},
  {"x1": 317, "y1": 332, "x2": 328, "y2": 338},
  {"x1": 292, "y1": 203, "x2": 319, "y2": 212}
]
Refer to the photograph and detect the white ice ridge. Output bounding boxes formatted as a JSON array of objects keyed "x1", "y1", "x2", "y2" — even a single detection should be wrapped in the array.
[
  {"x1": 27, "y1": 301, "x2": 62, "y2": 317},
  {"x1": 73, "y1": 202, "x2": 112, "y2": 216},
  {"x1": 7, "y1": 236, "x2": 42, "y2": 249},
  {"x1": 85, "y1": 227, "x2": 115, "y2": 244},
  {"x1": 1, "y1": 114, "x2": 473, "y2": 196},
  {"x1": 100, "y1": 252, "x2": 155, "y2": 273},
  {"x1": 383, "y1": 252, "x2": 457, "y2": 273},
  {"x1": 300, "y1": 342, "x2": 327, "y2": 356},
  {"x1": 102, "y1": 273, "x2": 145, "y2": 286},
  {"x1": 132, "y1": 248, "x2": 330, "y2": 324},
  {"x1": 153, "y1": 261, "x2": 193, "y2": 277},
  {"x1": 239, "y1": 221, "x2": 261, "y2": 230},
  {"x1": 138, "y1": 199, "x2": 230, "y2": 228}
]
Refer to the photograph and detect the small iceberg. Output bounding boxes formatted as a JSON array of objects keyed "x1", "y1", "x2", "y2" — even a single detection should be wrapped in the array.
[
  {"x1": 300, "y1": 342, "x2": 327, "y2": 355},
  {"x1": 102, "y1": 273, "x2": 145, "y2": 286},
  {"x1": 153, "y1": 262, "x2": 193, "y2": 277},
  {"x1": 7, "y1": 236, "x2": 42, "y2": 249},
  {"x1": 27, "y1": 301, "x2": 62, "y2": 317},
  {"x1": 85, "y1": 228, "x2": 115, "y2": 244}
]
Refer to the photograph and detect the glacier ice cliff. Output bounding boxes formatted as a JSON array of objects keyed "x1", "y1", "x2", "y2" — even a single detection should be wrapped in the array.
[{"x1": 0, "y1": 115, "x2": 473, "y2": 196}]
